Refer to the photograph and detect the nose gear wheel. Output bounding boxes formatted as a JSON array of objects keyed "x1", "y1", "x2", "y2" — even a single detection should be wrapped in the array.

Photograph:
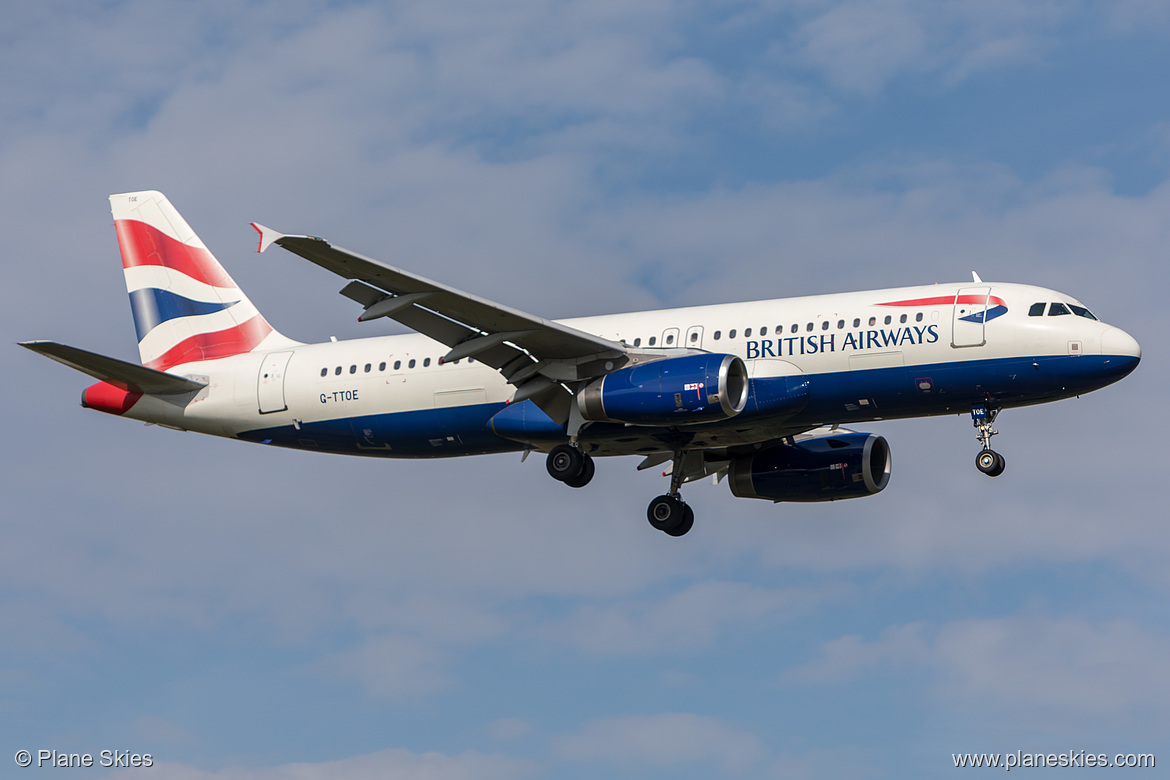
[{"x1": 971, "y1": 404, "x2": 1005, "y2": 477}]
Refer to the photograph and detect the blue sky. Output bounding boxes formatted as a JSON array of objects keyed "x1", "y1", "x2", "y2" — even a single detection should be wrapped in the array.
[{"x1": 2, "y1": 1, "x2": 1168, "y2": 777}]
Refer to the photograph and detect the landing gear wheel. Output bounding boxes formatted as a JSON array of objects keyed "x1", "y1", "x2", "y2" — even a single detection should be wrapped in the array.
[
  {"x1": 647, "y1": 494, "x2": 690, "y2": 535},
  {"x1": 547, "y1": 444, "x2": 584, "y2": 482},
  {"x1": 664, "y1": 504, "x2": 695, "y2": 537},
  {"x1": 563, "y1": 454, "x2": 595, "y2": 488},
  {"x1": 976, "y1": 449, "x2": 1005, "y2": 477},
  {"x1": 990, "y1": 451, "x2": 1005, "y2": 477}
]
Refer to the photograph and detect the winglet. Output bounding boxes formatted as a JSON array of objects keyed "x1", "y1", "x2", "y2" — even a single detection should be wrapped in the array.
[
  {"x1": 971, "y1": 271, "x2": 983, "y2": 284},
  {"x1": 251, "y1": 222, "x2": 285, "y2": 253}
]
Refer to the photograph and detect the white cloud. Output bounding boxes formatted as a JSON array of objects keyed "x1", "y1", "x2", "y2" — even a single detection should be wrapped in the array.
[
  {"x1": 538, "y1": 580, "x2": 831, "y2": 655},
  {"x1": 789, "y1": 0, "x2": 930, "y2": 94},
  {"x1": 127, "y1": 716, "x2": 198, "y2": 748},
  {"x1": 485, "y1": 718, "x2": 535, "y2": 741},
  {"x1": 312, "y1": 635, "x2": 453, "y2": 699},
  {"x1": 782, "y1": 622, "x2": 931, "y2": 683},
  {"x1": 786, "y1": 616, "x2": 1170, "y2": 734},
  {"x1": 782, "y1": 0, "x2": 1066, "y2": 94},
  {"x1": 553, "y1": 712, "x2": 768, "y2": 770},
  {"x1": 108, "y1": 749, "x2": 535, "y2": 780}
]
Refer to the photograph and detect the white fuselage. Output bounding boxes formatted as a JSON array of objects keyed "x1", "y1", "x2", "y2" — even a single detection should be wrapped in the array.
[{"x1": 116, "y1": 280, "x2": 1139, "y2": 460}]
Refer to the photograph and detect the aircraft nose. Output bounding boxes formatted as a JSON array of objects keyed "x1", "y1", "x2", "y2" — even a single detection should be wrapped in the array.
[{"x1": 1102, "y1": 327, "x2": 1141, "y2": 360}]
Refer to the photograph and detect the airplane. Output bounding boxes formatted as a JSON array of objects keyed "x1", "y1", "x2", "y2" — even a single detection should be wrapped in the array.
[{"x1": 21, "y1": 191, "x2": 1141, "y2": 537}]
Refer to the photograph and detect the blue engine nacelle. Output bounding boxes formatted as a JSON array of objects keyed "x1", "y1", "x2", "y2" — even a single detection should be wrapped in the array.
[
  {"x1": 577, "y1": 353, "x2": 749, "y2": 426},
  {"x1": 728, "y1": 432, "x2": 891, "y2": 502}
]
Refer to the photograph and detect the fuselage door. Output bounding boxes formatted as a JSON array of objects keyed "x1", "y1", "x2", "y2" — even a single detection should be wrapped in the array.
[
  {"x1": 685, "y1": 325, "x2": 704, "y2": 350},
  {"x1": 951, "y1": 286, "x2": 991, "y2": 348},
  {"x1": 661, "y1": 327, "x2": 681, "y2": 349},
  {"x1": 257, "y1": 351, "x2": 294, "y2": 413}
]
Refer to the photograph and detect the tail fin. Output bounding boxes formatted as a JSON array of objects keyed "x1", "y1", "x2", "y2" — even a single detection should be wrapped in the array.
[{"x1": 111, "y1": 190, "x2": 296, "y2": 370}]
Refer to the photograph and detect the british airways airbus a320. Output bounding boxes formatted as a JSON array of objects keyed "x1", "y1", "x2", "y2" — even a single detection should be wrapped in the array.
[{"x1": 22, "y1": 191, "x2": 1141, "y2": 536}]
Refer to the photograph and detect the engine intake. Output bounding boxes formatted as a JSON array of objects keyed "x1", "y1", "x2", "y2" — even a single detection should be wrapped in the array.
[
  {"x1": 728, "y1": 432, "x2": 891, "y2": 502},
  {"x1": 578, "y1": 353, "x2": 748, "y2": 426}
]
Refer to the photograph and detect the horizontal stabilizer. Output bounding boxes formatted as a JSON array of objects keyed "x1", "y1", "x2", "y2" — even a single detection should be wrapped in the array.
[{"x1": 19, "y1": 341, "x2": 208, "y2": 395}]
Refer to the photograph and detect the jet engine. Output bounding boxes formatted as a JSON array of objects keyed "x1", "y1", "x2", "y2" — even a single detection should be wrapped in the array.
[
  {"x1": 577, "y1": 353, "x2": 748, "y2": 426},
  {"x1": 728, "y1": 432, "x2": 891, "y2": 502}
]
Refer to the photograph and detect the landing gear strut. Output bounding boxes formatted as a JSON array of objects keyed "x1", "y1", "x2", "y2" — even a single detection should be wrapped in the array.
[
  {"x1": 646, "y1": 450, "x2": 694, "y2": 537},
  {"x1": 971, "y1": 404, "x2": 1006, "y2": 477},
  {"x1": 546, "y1": 443, "x2": 595, "y2": 488}
]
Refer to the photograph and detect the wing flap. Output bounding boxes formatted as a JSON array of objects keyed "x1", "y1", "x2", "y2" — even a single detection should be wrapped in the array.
[{"x1": 19, "y1": 341, "x2": 208, "y2": 395}]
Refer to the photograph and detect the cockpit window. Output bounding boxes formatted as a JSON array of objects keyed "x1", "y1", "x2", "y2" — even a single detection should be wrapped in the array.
[
  {"x1": 1028, "y1": 303, "x2": 1045, "y2": 317},
  {"x1": 1069, "y1": 304, "x2": 1098, "y2": 321},
  {"x1": 1048, "y1": 302, "x2": 1071, "y2": 316}
]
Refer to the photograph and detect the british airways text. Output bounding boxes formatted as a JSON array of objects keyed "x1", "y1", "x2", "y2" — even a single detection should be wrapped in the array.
[{"x1": 745, "y1": 324, "x2": 939, "y2": 359}]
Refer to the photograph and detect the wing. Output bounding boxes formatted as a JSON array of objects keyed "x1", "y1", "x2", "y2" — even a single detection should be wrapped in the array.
[{"x1": 252, "y1": 224, "x2": 629, "y2": 423}]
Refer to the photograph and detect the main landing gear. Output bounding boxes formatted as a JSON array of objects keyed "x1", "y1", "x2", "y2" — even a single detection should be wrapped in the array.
[
  {"x1": 971, "y1": 404, "x2": 1006, "y2": 477},
  {"x1": 546, "y1": 443, "x2": 694, "y2": 537},
  {"x1": 646, "y1": 450, "x2": 694, "y2": 537},
  {"x1": 546, "y1": 443, "x2": 595, "y2": 488}
]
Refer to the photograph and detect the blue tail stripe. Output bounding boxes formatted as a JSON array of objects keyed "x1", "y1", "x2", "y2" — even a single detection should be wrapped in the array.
[{"x1": 128, "y1": 288, "x2": 239, "y2": 341}]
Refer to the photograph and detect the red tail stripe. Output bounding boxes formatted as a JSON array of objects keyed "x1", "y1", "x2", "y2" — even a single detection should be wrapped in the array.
[
  {"x1": 144, "y1": 316, "x2": 273, "y2": 371},
  {"x1": 879, "y1": 295, "x2": 1007, "y2": 307},
  {"x1": 114, "y1": 219, "x2": 236, "y2": 289}
]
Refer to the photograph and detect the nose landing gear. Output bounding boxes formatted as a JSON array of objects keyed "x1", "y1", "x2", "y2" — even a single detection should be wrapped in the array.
[{"x1": 971, "y1": 404, "x2": 1006, "y2": 477}]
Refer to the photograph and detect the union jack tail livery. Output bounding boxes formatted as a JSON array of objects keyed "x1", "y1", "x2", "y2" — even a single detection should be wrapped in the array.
[{"x1": 111, "y1": 191, "x2": 294, "y2": 371}]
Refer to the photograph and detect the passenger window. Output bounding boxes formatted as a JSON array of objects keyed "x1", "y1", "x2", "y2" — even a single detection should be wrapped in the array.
[
  {"x1": 899, "y1": 314, "x2": 907, "y2": 324},
  {"x1": 690, "y1": 332, "x2": 698, "y2": 343},
  {"x1": 868, "y1": 317, "x2": 876, "y2": 326},
  {"x1": 745, "y1": 328, "x2": 752, "y2": 338},
  {"x1": 806, "y1": 322, "x2": 813, "y2": 332},
  {"x1": 468, "y1": 358, "x2": 475, "y2": 363},
  {"x1": 853, "y1": 318, "x2": 860, "y2": 328},
  {"x1": 775, "y1": 326, "x2": 783, "y2": 335},
  {"x1": 320, "y1": 368, "x2": 327, "y2": 377},
  {"x1": 883, "y1": 315, "x2": 892, "y2": 325},
  {"x1": 665, "y1": 334, "x2": 674, "y2": 345},
  {"x1": 837, "y1": 320, "x2": 845, "y2": 329},
  {"x1": 790, "y1": 324, "x2": 798, "y2": 334},
  {"x1": 713, "y1": 331, "x2": 721, "y2": 340},
  {"x1": 379, "y1": 362, "x2": 386, "y2": 371},
  {"x1": 349, "y1": 365, "x2": 357, "y2": 374},
  {"x1": 634, "y1": 337, "x2": 642, "y2": 346},
  {"x1": 1049, "y1": 303, "x2": 1071, "y2": 316},
  {"x1": 394, "y1": 360, "x2": 401, "y2": 370},
  {"x1": 335, "y1": 366, "x2": 342, "y2": 376},
  {"x1": 728, "y1": 330, "x2": 736, "y2": 339},
  {"x1": 408, "y1": 359, "x2": 416, "y2": 369},
  {"x1": 1028, "y1": 303, "x2": 1046, "y2": 317},
  {"x1": 1070, "y1": 305, "x2": 1098, "y2": 320},
  {"x1": 915, "y1": 312, "x2": 923, "y2": 322},
  {"x1": 424, "y1": 358, "x2": 431, "y2": 367},
  {"x1": 364, "y1": 363, "x2": 371, "y2": 373},
  {"x1": 821, "y1": 321, "x2": 829, "y2": 330}
]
